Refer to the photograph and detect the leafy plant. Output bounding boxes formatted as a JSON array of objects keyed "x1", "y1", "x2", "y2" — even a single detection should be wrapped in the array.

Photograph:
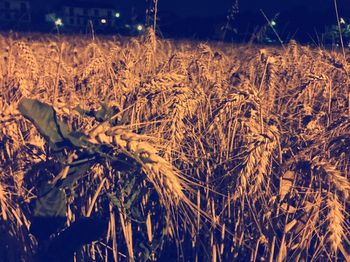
[{"x1": 18, "y1": 97, "x2": 190, "y2": 261}]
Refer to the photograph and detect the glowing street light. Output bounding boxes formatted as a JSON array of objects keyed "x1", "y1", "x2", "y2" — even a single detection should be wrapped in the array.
[
  {"x1": 101, "y1": 19, "x2": 107, "y2": 24},
  {"x1": 137, "y1": 24, "x2": 143, "y2": 31},
  {"x1": 271, "y1": 20, "x2": 276, "y2": 27},
  {"x1": 115, "y1": 12, "x2": 120, "y2": 18},
  {"x1": 340, "y1": 17, "x2": 346, "y2": 24},
  {"x1": 55, "y1": 18, "x2": 63, "y2": 26}
]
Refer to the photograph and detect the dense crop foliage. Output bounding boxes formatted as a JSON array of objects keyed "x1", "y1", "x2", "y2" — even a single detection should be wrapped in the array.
[{"x1": 0, "y1": 30, "x2": 349, "y2": 261}]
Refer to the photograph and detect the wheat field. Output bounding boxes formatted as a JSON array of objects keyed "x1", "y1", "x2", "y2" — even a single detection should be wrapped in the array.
[{"x1": 0, "y1": 29, "x2": 349, "y2": 261}]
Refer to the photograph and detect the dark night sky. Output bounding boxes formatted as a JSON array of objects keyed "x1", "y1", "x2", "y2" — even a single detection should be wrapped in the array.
[
  {"x1": 158, "y1": 0, "x2": 331, "y2": 17},
  {"x1": 26, "y1": 0, "x2": 350, "y2": 42},
  {"x1": 124, "y1": 0, "x2": 331, "y2": 17},
  {"x1": 39, "y1": 0, "x2": 343, "y2": 18},
  {"x1": 158, "y1": 0, "x2": 232, "y2": 17}
]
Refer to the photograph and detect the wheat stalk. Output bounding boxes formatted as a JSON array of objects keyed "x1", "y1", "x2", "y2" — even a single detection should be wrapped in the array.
[
  {"x1": 313, "y1": 157, "x2": 350, "y2": 199},
  {"x1": 88, "y1": 127, "x2": 192, "y2": 207},
  {"x1": 327, "y1": 193, "x2": 344, "y2": 254}
]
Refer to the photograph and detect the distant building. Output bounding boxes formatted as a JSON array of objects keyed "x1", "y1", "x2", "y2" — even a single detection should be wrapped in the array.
[
  {"x1": 0, "y1": 0, "x2": 31, "y2": 29},
  {"x1": 54, "y1": 0, "x2": 120, "y2": 33}
]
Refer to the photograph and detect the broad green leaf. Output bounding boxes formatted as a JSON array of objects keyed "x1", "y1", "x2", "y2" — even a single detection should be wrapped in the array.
[
  {"x1": 18, "y1": 98, "x2": 70, "y2": 147},
  {"x1": 30, "y1": 182, "x2": 67, "y2": 241},
  {"x1": 32, "y1": 182, "x2": 67, "y2": 218}
]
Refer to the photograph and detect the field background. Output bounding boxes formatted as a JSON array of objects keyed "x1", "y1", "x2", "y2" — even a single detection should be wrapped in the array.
[{"x1": 0, "y1": 29, "x2": 350, "y2": 261}]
